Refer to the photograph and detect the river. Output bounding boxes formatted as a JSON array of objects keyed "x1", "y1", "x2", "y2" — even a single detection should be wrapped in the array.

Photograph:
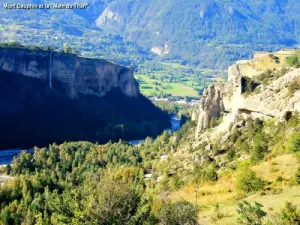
[
  {"x1": 0, "y1": 114, "x2": 181, "y2": 165},
  {"x1": 127, "y1": 114, "x2": 181, "y2": 146}
]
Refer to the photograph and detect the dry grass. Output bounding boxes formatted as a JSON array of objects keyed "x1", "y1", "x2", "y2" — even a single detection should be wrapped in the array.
[
  {"x1": 169, "y1": 154, "x2": 300, "y2": 225},
  {"x1": 238, "y1": 53, "x2": 295, "y2": 78},
  {"x1": 253, "y1": 154, "x2": 299, "y2": 182}
]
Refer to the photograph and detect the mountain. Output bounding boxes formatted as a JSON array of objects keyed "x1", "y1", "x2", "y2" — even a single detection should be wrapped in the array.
[
  {"x1": 95, "y1": 0, "x2": 300, "y2": 68},
  {"x1": 1, "y1": 0, "x2": 300, "y2": 69},
  {"x1": 0, "y1": 0, "x2": 152, "y2": 67},
  {"x1": 0, "y1": 46, "x2": 170, "y2": 149}
]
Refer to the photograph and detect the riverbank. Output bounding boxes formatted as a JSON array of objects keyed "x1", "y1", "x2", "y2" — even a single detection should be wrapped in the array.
[{"x1": 0, "y1": 114, "x2": 182, "y2": 165}]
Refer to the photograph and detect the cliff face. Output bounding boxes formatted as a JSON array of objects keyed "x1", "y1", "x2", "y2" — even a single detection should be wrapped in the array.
[
  {"x1": 195, "y1": 85, "x2": 222, "y2": 134},
  {"x1": 195, "y1": 50, "x2": 300, "y2": 139},
  {"x1": 0, "y1": 47, "x2": 139, "y2": 98},
  {"x1": 0, "y1": 47, "x2": 170, "y2": 149}
]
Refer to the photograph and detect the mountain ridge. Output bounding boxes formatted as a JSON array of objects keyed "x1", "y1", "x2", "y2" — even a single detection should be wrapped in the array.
[{"x1": 1, "y1": 0, "x2": 300, "y2": 68}]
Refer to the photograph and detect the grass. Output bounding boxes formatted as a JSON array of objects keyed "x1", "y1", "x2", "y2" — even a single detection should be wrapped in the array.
[
  {"x1": 165, "y1": 83, "x2": 199, "y2": 97},
  {"x1": 253, "y1": 154, "x2": 299, "y2": 182},
  {"x1": 238, "y1": 52, "x2": 296, "y2": 78},
  {"x1": 169, "y1": 154, "x2": 300, "y2": 225},
  {"x1": 135, "y1": 74, "x2": 200, "y2": 97},
  {"x1": 135, "y1": 62, "x2": 225, "y2": 98}
]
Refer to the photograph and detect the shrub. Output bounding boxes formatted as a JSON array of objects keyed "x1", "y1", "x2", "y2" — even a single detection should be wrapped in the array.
[
  {"x1": 279, "y1": 202, "x2": 300, "y2": 225},
  {"x1": 236, "y1": 201, "x2": 267, "y2": 225},
  {"x1": 242, "y1": 77, "x2": 260, "y2": 95},
  {"x1": 275, "y1": 67, "x2": 289, "y2": 79},
  {"x1": 269, "y1": 54, "x2": 280, "y2": 64},
  {"x1": 257, "y1": 70, "x2": 273, "y2": 85},
  {"x1": 157, "y1": 201, "x2": 199, "y2": 225},
  {"x1": 251, "y1": 132, "x2": 269, "y2": 163},
  {"x1": 295, "y1": 168, "x2": 300, "y2": 184},
  {"x1": 287, "y1": 111, "x2": 300, "y2": 128},
  {"x1": 286, "y1": 55, "x2": 300, "y2": 68},
  {"x1": 236, "y1": 170, "x2": 265, "y2": 193},
  {"x1": 287, "y1": 132, "x2": 300, "y2": 152},
  {"x1": 288, "y1": 77, "x2": 300, "y2": 96},
  {"x1": 211, "y1": 203, "x2": 225, "y2": 223},
  {"x1": 204, "y1": 167, "x2": 218, "y2": 182},
  {"x1": 168, "y1": 175, "x2": 183, "y2": 191},
  {"x1": 227, "y1": 148, "x2": 236, "y2": 161}
]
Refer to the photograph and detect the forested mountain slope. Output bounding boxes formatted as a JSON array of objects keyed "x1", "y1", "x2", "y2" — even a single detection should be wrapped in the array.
[
  {"x1": 96, "y1": 0, "x2": 300, "y2": 67},
  {"x1": 1, "y1": 0, "x2": 300, "y2": 68}
]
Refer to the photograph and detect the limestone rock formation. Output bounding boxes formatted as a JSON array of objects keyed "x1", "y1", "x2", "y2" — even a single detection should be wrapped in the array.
[
  {"x1": 195, "y1": 49, "x2": 300, "y2": 139},
  {"x1": 195, "y1": 85, "x2": 222, "y2": 135},
  {"x1": 0, "y1": 47, "x2": 139, "y2": 98}
]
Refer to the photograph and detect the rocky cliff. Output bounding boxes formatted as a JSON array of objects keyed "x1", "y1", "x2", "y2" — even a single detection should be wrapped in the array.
[
  {"x1": 0, "y1": 47, "x2": 138, "y2": 98},
  {"x1": 195, "y1": 50, "x2": 300, "y2": 140},
  {"x1": 0, "y1": 47, "x2": 170, "y2": 149}
]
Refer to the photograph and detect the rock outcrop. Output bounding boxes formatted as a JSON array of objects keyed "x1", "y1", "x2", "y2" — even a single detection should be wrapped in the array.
[
  {"x1": 0, "y1": 47, "x2": 170, "y2": 149},
  {"x1": 195, "y1": 50, "x2": 300, "y2": 139},
  {"x1": 0, "y1": 47, "x2": 139, "y2": 98},
  {"x1": 195, "y1": 85, "x2": 222, "y2": 134}
]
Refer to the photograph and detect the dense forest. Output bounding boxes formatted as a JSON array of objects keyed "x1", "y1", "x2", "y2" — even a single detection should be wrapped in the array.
[{"x1": 0, "y1": 124, "x2": 199, "y2": 225}]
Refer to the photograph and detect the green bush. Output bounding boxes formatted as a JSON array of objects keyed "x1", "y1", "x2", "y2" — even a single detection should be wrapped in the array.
[
  {"x1": 227, "y1": 148, "x2": 236, "y2": 161},
  {"x1": 287, "y1": 132, "x2": 300, "y2": 152},
  {"x1": 236, "y1": 170, "x2": 265, "y2": 193},
  {"x1": 196, "y1": 166, "x2": 218, "y2": 183},
  {"x1": 279, "y1": 202, "x2": 300, "y2": 225},
  {"x1": 286, "y1": 55, "x2": 300, "y2": 68},
  {"x1": 237, "y1": 201, "x2": 267, "y2": 225},
  {"x1": 269, "y1": 54, "x2": 280, "y2": 64},
  {"x1": 242, "y1": 77, "x2": 260, "y2": 95},
  {"x1": 295, "y1": 168, "x2": 300, "y2": 185},
  {"x1": 157, "y1": 201, "x2": 199, "y2": 225},
  {"x1": 168, "y1": 175, "x2": 184, "y2": 191},
  {"x1": 205, "y1": 167, "x2": 218, "y2": 182},
  {"x1": 251, "y1": 132, "x2": 269, "y2": 163},
  {"x1": 257, "y1": 69, "x2": 273, "y2": 85},
  {"x1": 287, "y1": 111, "x2": 300, "y2": 128}
]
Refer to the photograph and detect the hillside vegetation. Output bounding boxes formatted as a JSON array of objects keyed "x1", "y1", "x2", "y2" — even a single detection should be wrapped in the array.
[
  {"x1": 1, "y1": 51, "x2": 300, "y2": 224},
  {"x1": 1, "y1": 108, "x2": 300, "y2": 224}
]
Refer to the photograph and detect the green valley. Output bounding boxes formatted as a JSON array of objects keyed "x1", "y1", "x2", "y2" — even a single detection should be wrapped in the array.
[{"x1": 135, "y1": 62, "x2": 225, "y2": 98}]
